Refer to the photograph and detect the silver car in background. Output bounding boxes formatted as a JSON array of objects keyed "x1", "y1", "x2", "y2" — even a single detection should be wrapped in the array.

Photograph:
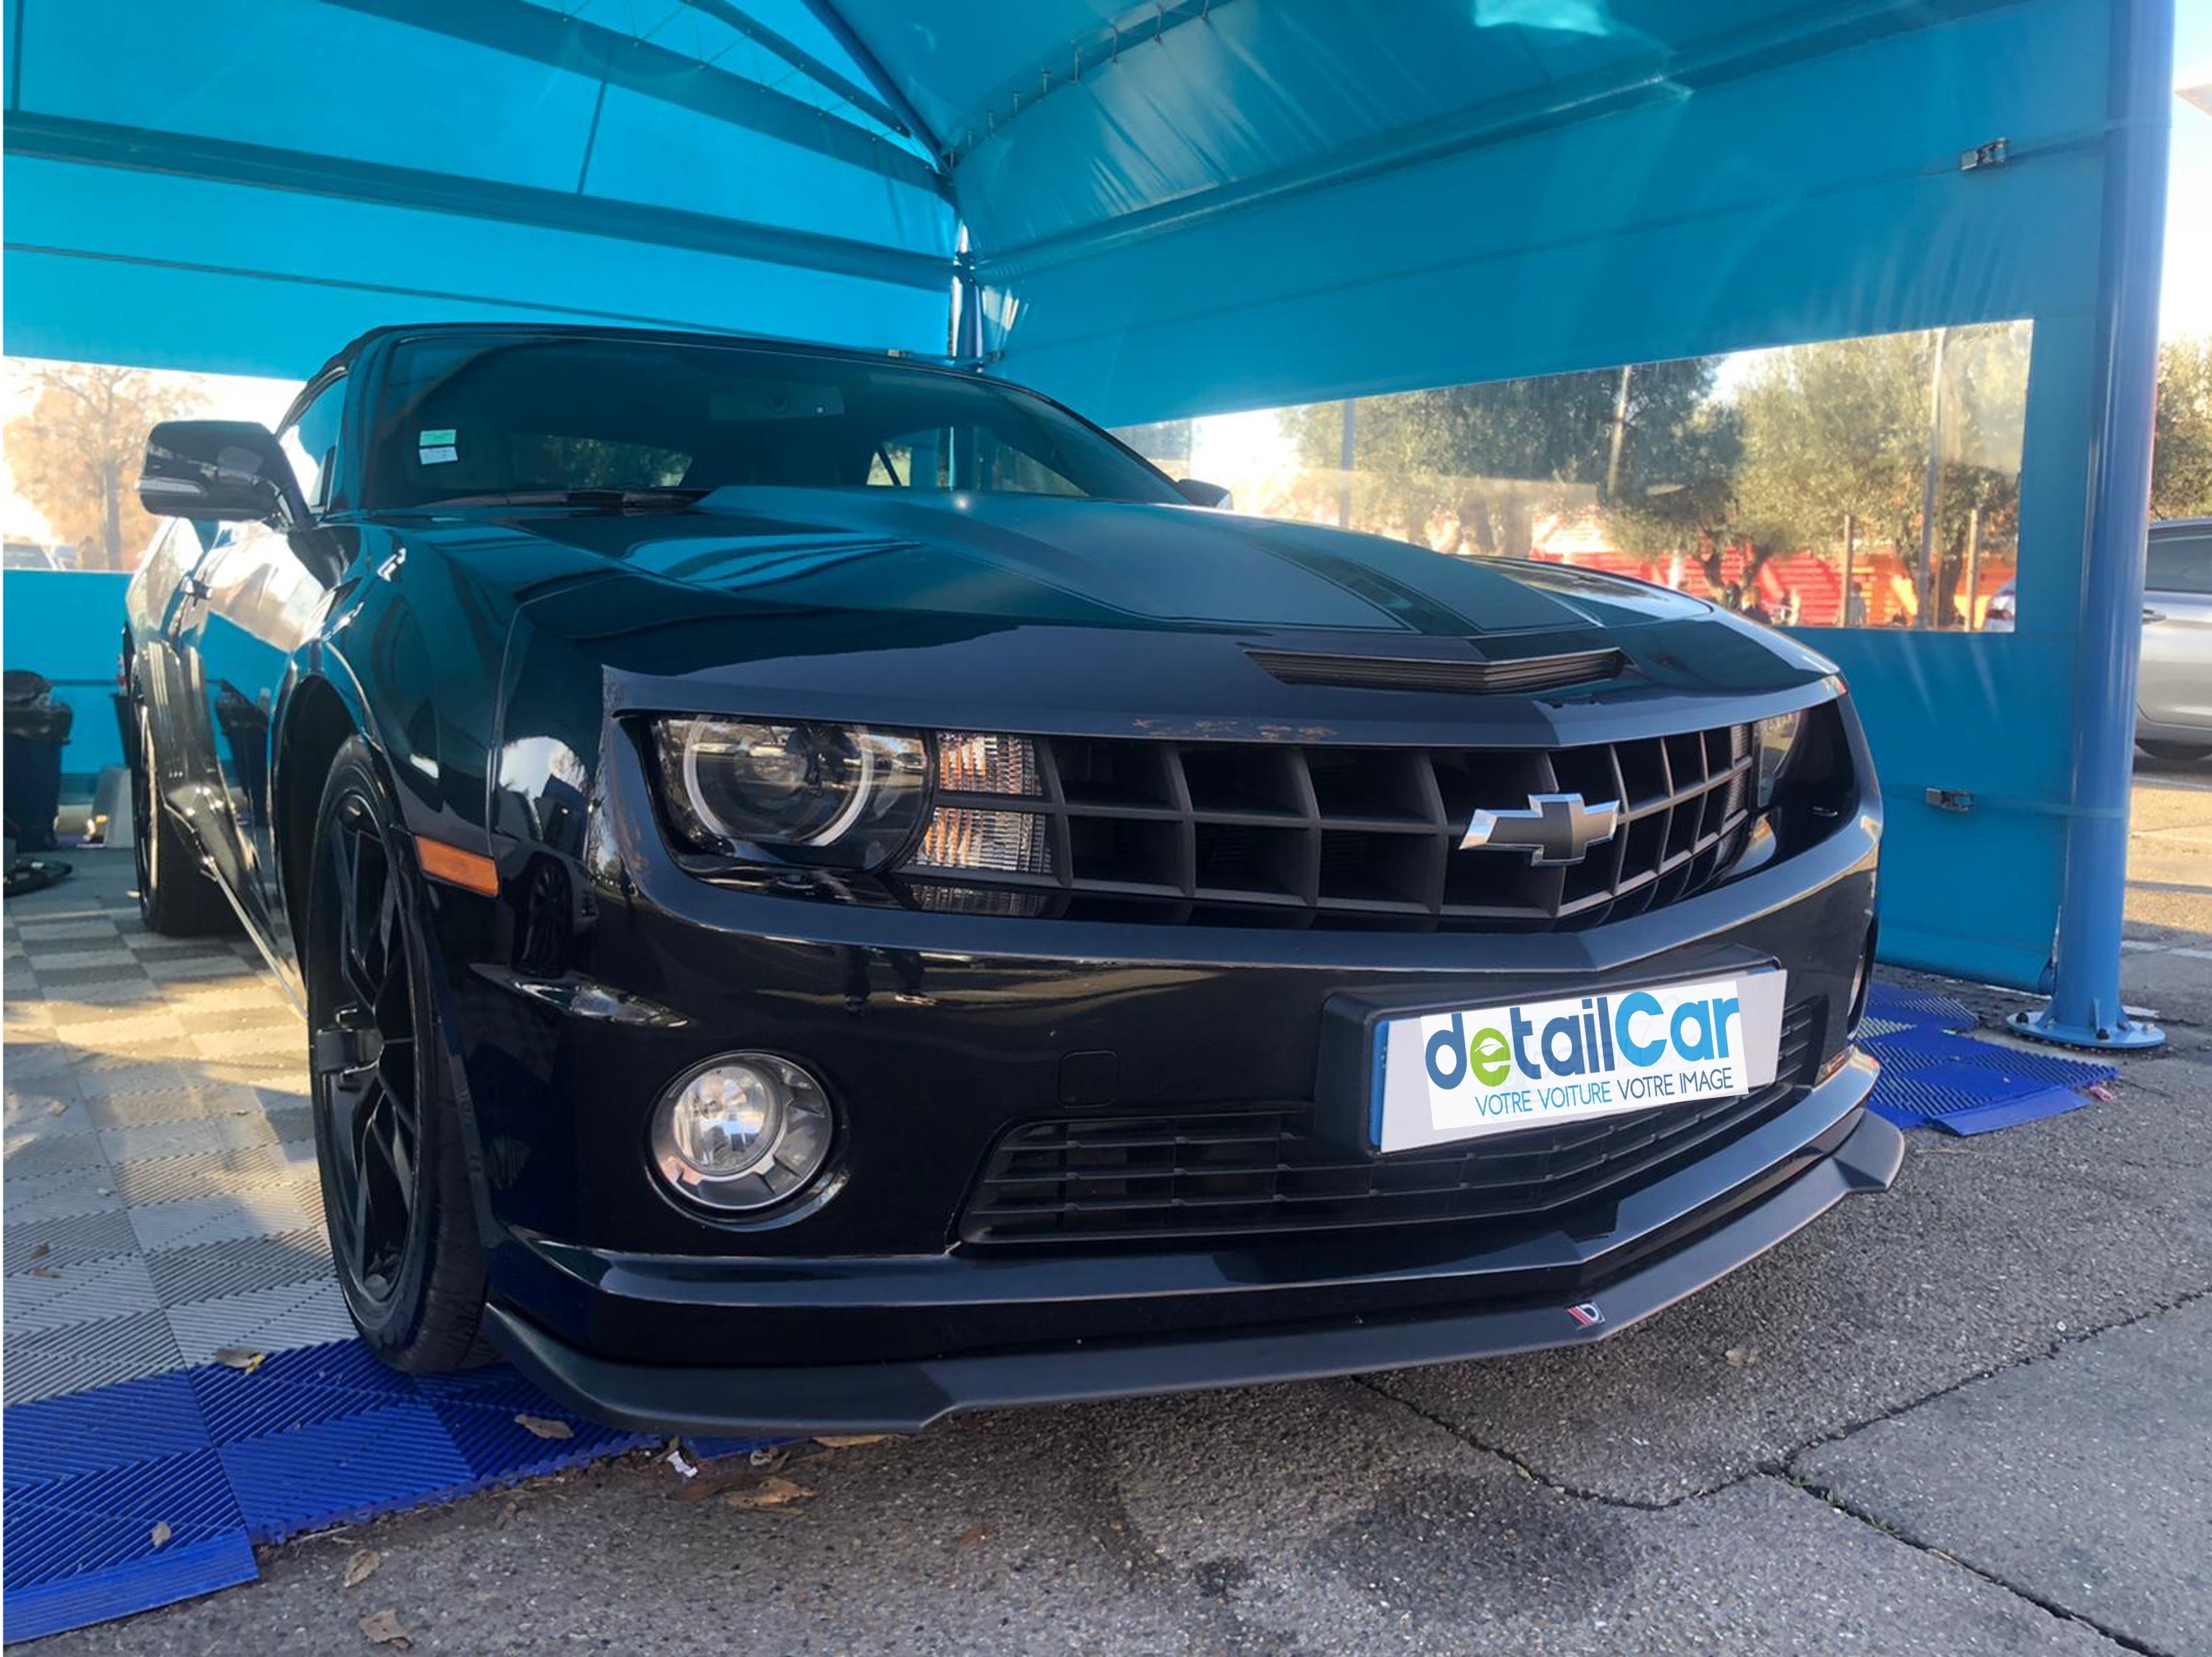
[{"x1": 2140, "y1": 519, "x2": 2212, "y2": 763}]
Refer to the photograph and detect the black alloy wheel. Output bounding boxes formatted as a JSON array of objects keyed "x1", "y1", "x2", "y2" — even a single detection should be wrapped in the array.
[{"x1": 307, "y1": 736, "x2": 488, "y2": 1369}]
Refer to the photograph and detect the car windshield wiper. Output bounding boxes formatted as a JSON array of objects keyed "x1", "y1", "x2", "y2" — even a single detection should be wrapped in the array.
[{"x1": 419, "y1": 487, "x2": 711, "y2": 510}]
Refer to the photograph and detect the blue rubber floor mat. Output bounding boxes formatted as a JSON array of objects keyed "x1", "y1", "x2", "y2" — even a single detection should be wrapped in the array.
[
  {"x1": 1863, "y1": 983, "x2": 1979, "y2": 1033},
  {"x1": 1864, "y1": 1026, "x2": 2115, "y2": 1135},
  {"x1": 0, "y1": 1340, "x2": 660, "y2": 1641}
]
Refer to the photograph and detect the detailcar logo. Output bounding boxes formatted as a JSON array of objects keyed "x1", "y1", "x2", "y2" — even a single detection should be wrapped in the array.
[{"x1": 1459, "y1": 792, "x2": 1622, "y2": 866}]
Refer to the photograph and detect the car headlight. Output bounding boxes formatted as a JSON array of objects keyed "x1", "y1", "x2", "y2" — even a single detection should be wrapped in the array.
[
  {"x1": 1753, "y1": 710, "x2": 1804, "y2": 809},
  {"x1": 651, "y1": 717, "x2": 929, "y2": 869}
]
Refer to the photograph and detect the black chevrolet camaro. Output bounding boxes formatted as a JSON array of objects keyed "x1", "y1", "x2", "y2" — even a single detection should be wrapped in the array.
[{"x1": 123, "y1": 323, "x2": 1895, "y2": 1433}]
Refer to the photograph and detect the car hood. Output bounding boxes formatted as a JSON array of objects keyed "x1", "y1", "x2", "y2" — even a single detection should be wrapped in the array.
[{"x1": 404, "y1": 488, "x2": 1836, "y2": 742}]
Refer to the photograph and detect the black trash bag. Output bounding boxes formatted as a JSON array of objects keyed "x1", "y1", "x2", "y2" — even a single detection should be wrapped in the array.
[{"x1": 4, "y1": 671, "x2": 75, "y2": 852}]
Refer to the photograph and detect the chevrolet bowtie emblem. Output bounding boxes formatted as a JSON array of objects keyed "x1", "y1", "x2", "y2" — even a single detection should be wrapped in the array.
[{"x1": 1459, "y1": 793, "x2": 1622, "y2": 866}]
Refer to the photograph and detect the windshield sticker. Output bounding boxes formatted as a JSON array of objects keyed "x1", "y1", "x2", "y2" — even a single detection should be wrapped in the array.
[
  {"x1": 418, "y1": 445, "x2": 459, "y2": 465},
  {"x1": 418, "y1": 428, "x2": 459, "y2": 465}
]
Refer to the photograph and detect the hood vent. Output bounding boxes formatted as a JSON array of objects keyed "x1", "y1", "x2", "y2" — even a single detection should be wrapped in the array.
[{"x1": 1245, "y1": 645, "x2": 1626, "y2": 695}]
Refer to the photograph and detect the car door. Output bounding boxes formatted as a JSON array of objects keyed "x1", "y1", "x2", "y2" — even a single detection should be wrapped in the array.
[
  {"x1": 133, "y1": 515, "x2": 229, "y2": 840},
  {"x1": 2140, "y1": 526, "x2": 2212, "y2": 738},
  {"x1": 179, "y1": 372, "x2": 348, "y2": 976}
]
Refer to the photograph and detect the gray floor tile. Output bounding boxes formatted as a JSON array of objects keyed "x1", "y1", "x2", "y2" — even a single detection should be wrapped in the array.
[
  {"x1": 166, "y1": 1275, "x2": 356, "y2": 1364},
  {"x1": 3, "y1": 1308, "x2": 185, "y2": 1404},
  {"x1": 72, "y1": 1056, "x2": 237, "y2": 1099},
  {"x1": 145, "y1": 1226, "x2": 333, "y2": 1307},
  {"x1": 3, "y1": 1099, "x2": 98, "y2": 1141},
  {"x1": 110, "y1": 1141, "x2": 319, "y2": 1206},
  {"x1": 3, "y1": 1131, "x2": 110, "y2": 1181},
  {"x1": 128, "y1": 1186, "x2": 323, "y2": 1252},
  {"x1": 4, "y1": 1251, "x2": 163, "y2": 1334},
  {"x1": 3, "y1": 1163, "x2": 125, "y2": 1224},
  {"x1": 100, "y1": 1113, "x2": 282, "y2": 1163},
  {"x1": 5, "y1": 1205, "x2": 140, "y2": 1272},
  {"x1": 82, "y1": 1084, "x2": 270, "y2": 1130},
  {"x1": 16, "y1": 918, "x2": 126, "y2": 943}
]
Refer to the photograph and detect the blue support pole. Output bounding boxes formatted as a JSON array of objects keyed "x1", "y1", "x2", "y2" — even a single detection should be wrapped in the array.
[{"x1": 2012, "y1": 0, "x2": 2174, "y2": 1051}]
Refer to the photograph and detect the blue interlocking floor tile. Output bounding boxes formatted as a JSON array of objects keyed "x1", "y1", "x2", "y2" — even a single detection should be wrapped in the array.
[
  {"x1": 1876, "y1": 1033, "x2": 2116, "y2": 1091},
  {"x1": 430, "y1": 1395, "x2": 655, "y2": 1482},
  {"x1": 1863, "y1": 983, "x2": 1978, "y2": 1033},
  {"x1": 3, "y1": 1372, "x2": 211, "y2": 1490},
  {"x1": 1870, "y1": 1065, "x2": 2094, "y2": 1135},
  {"x1": 218, "y1": 1397, "x2": 479, "y2": 1541},
  {"x1": 1, "y1": 1530, "x2": 259, "y2": 1644},
  {"x1": 1865, "y1": 1022, "x2": 2113, "y2": 1133},
  {"x1": 9, "y1": 1449, "x2": 243, "y2": 1545},
  {"x1": 410, "y1": 1362, "x2": 572, "y2": 1410}
]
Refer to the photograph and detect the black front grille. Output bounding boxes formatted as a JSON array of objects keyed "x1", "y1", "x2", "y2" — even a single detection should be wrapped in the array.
[
  {"x1": 960, "y1": 1000, "x2": 1822, "y2": 1246},
  {"x1": 900, "y1": 722, "x2": 1754, "y2": 930},
  {"x1": 1245, "y1": 645, "x2": 1626, "y2": 695}
]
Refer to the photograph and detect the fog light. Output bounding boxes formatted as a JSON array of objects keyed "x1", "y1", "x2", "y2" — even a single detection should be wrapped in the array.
[{"x1": 651, "y1": 1054, "x2": 833, "y2": 1211}]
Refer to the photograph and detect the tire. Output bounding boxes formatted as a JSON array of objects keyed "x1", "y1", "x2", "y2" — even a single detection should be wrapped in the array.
[
  {"x1": 307, "y1": 735, "x2": 489, "y2": 1370},
  {"x1": 2138, "y1": 740, "x2": 2212, "y2": 763},
  {"x1": 131, "y1": 699, "x2": 234, "y2": 935}
]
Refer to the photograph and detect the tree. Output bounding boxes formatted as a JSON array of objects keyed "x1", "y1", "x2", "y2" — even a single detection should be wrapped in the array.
[
  {"x1": 1726, "y1": 322, "x2": 2027, "y2": 624},
  {"x1": 1281, "y1": 358, "x2": 1723, "y2": 559},
  {"x1": 3, "y1": 364, "x2": 203, "y2": 570},
  {"x1": 2152, "y1": 336, "x2": 2212, "y2": 520}
]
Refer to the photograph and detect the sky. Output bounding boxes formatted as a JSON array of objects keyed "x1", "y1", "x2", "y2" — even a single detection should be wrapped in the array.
[{"x1": 2165, "y1": 0, "x2": 2212, "y2": 339}]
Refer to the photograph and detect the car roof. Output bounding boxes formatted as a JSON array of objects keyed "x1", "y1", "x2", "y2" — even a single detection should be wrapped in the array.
[{"x1": 307, "y1": 321, "x2": 960, "y2": 388}]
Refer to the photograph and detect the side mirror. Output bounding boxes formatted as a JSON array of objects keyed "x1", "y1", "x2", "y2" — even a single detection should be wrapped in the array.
[
  {"x1": 1175, "y1": 478, "x2": 1233, "y2": 510},
  {"x1": 139, "y1": 421, "x2": 307, "y2": 524}
]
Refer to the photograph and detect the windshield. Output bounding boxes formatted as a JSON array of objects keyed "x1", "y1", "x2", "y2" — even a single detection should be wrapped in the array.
[{"x1": 365, "y1": 335, "x2": 1182, "y2": 510}]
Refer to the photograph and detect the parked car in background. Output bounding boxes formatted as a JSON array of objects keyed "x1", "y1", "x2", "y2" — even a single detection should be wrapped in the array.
[
  {"x1": 1984, "y1": 580, "x2": 2015, "y2": 630},
  {"x1": 2139, "y1": 519, "x2": 2212, "y2": 762},
  {"x1": 122, "y1": 322, "x2": 1892, "y2": 1436}
]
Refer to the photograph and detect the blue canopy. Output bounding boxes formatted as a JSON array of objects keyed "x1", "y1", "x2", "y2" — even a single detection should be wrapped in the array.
[{"x1": 0, "y1": 0, "x2": 2175, "y2": 1020}]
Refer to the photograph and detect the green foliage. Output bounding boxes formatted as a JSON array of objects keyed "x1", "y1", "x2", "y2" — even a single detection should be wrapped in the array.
[
  {"x1": 1283, "y1": 358, "x2": 1720, "y2": 558},
  {"x1": 2152, "y1": 337, "x2": 2212, "y2": 520},
  {"x1": 1274, "y1": 321, "x2": 2031, "y2": 625}
]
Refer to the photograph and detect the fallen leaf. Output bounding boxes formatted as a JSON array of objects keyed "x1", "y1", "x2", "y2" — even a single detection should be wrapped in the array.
[
  {"x1": 212, "y1": 1346, "x2": 267, "y2": 1374},
  {"x1": 493, "y1": 1500, "x2": 520, "y2": 1528},
  {"x1": 27, "y1": 1265, "x2": 58, "y2": 1279},
  {"x1": 724, "y1": 1476, "x2": 815, "y2": 1512},
  {"x1": 343, "y1": 1549, "x2": 381, "y2": 1589},
  {"x1": 27, "y1": 1241, "x2": 50, "y2": 1261},
  {"x1": 514, "y1": 1414, "x2": 573, "y2": 1440},
  {"x1": 46, "y1": 1100, "x2": 67, "y2": 1116},
  {"x1": 358, "y1": 1609, "x2": 412, "y2": 1650},
  {"x1": 1724, "y1": 1344, "x2": 1760, "y2": 1368},
  {"x1": 958, "y1": 1524, "x2": 990, "y2": 1547},
  {"x1": 813, "y1": 1434, "x2": 890, "y2": 1450},
  {"x1": 149, "y1": 1521, "x2": 172, "y2": 1549}
]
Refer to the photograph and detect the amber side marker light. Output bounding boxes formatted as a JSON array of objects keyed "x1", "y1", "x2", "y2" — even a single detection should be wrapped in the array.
[{"x1": 416, "y1": 836, "x2": 501, "y2": 895}]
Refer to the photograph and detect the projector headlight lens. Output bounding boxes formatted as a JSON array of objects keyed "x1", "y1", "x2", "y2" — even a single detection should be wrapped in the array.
[
  {"x1": 652, "y1": 718, "x2": 928, "y2": 869},
  {"x1": 1753, "y1": 710, "x2": 1804, "y2": 809},
  {"x1": 651, "y1": 1054, "x2": 834, "y2": 1212}
]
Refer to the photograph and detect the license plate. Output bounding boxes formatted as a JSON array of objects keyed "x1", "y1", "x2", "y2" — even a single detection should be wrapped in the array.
[{"x1": 1369, "y1": 972, "x2": 1788, "y2": 1154}]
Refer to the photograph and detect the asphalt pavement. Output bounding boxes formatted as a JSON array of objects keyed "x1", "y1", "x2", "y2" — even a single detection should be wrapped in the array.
[{"x1": 14, "y1": 755, "x2": 2211, "y2": 1656}]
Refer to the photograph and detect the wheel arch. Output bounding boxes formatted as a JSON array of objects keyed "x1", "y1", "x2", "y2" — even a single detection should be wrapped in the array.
[{"x1": 273, "y1": 674, "x2": 363, "y2": 949}]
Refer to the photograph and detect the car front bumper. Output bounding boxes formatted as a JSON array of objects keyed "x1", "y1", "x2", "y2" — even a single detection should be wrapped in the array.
[
  {"x1": 439, "y1": 717, "x2": 1885, "y2": 1433},
  {"x1": 484, "y1": 1055, "x2": 1896, "y2": 1435}
]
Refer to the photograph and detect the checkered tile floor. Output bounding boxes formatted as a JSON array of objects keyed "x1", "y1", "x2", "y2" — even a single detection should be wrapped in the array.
[{"x1": 3, "y1": 850, "x2": 353, "y2": 1406}]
